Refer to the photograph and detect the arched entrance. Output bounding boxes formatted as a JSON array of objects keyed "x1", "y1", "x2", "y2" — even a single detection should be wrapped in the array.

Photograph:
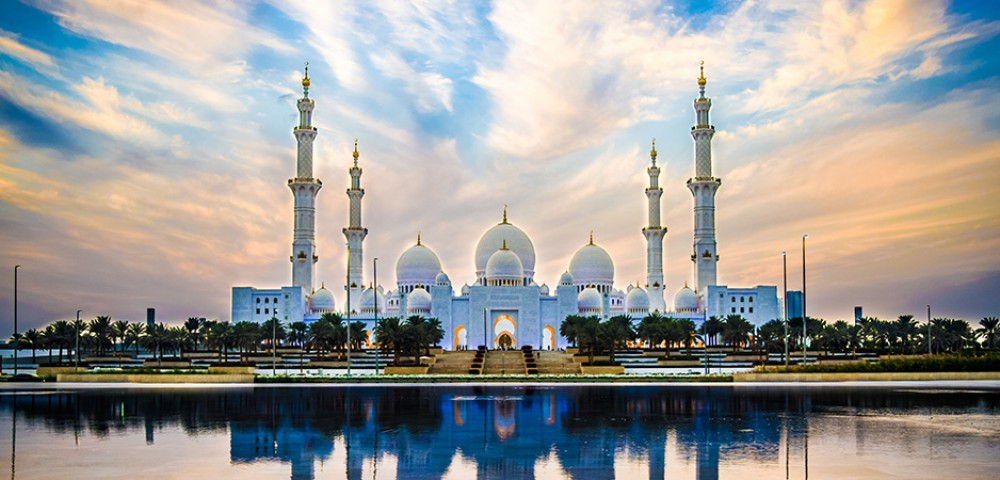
[
  {"x1": 454, "y1": 326, "x2": 468, "y2": 350},
  {"x1": 493, "y1": 314, "x2": 516, "y2": 349},
  {"x1": 542, "y1": 325, "x2": 556, "y2": 350}
]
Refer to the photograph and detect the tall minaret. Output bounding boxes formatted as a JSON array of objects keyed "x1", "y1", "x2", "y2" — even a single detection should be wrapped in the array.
[
  {"x1": 289, "y1": 63, "x2": 322, "y2": 294},
  {"x1": 343, "y1": 139, "x2": 367, "y2": 314},
  {"x1": 688, "y1": 62, "x2": 722, "y2": 297},
  {"x1": 642, "y1": 139, "x2": 667, "y2": 313}
]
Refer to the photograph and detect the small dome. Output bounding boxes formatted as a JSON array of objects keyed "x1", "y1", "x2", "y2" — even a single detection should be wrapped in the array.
[
  {"x1": 360, "y1": 286, "x2": 386, "y2": 314},
  {"x1": 311, "y1": 285, "x2": 335, "y2": 312},
  {"x1": 475, "y1": 211, "x2": 536, "y2": 278},
  {"x1": 569, "y1": 239, "x2": 614, "y2": 287},
  {"x1": 559, "y1": 271, "x2": 574, "y2": 286},
  {"x1": 396, "y1": 237, "x2": 442, "y2": 287},
  {"x1": 485, "y1": 244, "x2": 524, "y2": 285},
  {"x1": 626, "y1": 286, "x2": 650, "y2": 311},
  {"x1": 578, "y1": 287, "x2": 603, "y2": 313},
  {"x1": 406, "y1": 286, "x2": 432, "y2": 314},
  {"x1": 435, "y1": 271, "x2": 451, "y2": 286},
  {"x1": 674, "y1": 284, "x2": 700, "y2": 312},
  {"x1": 540, "y1": 283, "x2": 550, "y2": 295},
  {"x1": 461, "y1": 283, "x2": 470, "y2": 296}
]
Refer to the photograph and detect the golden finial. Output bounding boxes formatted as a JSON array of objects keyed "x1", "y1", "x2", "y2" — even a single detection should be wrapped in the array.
[
  {"x1": 302, "y1": 61, "x2": 311, "y2": 96},
  {"x1": 502, "y1": 204, "x2": 508, "y2": 224},
  {"x1": 589, "y1": 231, "x2": 594, "y2": 245},
  {"x1": 417, "y1": 231, "x2": 421, "y2": 245},
  {"x1": 501, "y1": 239, "x2": 508, "y2": 250},
  {"x1": 320, "y1": 281, "x2": 325, "y2": 289},
  {"x1": 650, "y1": 138, "x2": 657, "y2": 163},
  {"x1": 684, "y1": 281, "x2": 689, "y2": 288},
  {"x1": 352, "y1": 138, "x2": 359, "y2": 165},
  {"x1": 697, "y1": 60, "x2": 707, "y2": 87}
]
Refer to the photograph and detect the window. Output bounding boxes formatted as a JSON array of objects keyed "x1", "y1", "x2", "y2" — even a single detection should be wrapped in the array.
[
  {"x1": 740, "y1": 296, "x2": 745, "y2": 302},
  {"x1": 256, "y1": 298, "x2": 260, "y2": 304},
  {"x1": 731, "y1": 307, "x2": 736, "y2": 313},
  {"x1": 274, "y1": 297, "x2": 278, "y2": 303},
  {"x1": 749, "y1": 297, "x2": 754, "y2": 303},
  {"x1": 256, "y1": 308, "x2": 260, "y2": 314},
  {"x1": 740, "y1": 307, "x2": 745, "y2": 313},
  {"x1": 731, "y1": 296, "x2": 735, "y2": 302},
  {"x1": 749, "y1": 307, "x2": 754, "y2": 313},
  {"x1": 264, "y1": 308, "x2": 269, "y2": 314}
]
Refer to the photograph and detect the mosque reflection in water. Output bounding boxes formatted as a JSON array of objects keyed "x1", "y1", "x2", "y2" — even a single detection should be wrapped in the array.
[{"x1": 3, "y1": 385, "x2": 998, "y2": 479}]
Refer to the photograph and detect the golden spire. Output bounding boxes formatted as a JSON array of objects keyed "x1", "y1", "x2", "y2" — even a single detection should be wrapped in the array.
[
  {"x1": 650, "y1": 138, "x2": 657, "y2": 164},
  {"x1": 320, "y1": 281, "x2": 325, "y2": 289},
  {"x1": 352, "y1": 138, "x2": 359, "y2": 165},
  {"x1": 501, "y1": 239, "x2": 508, "y2": 250},
  {"x1": 417, "y1": 231, "x2": 421, "y2": 245},
  {"x1": 501, "y1": 204, "x2": 508, "y2": 224},
  {"x1": 589, "y1": 231, "x2": 594, "y2": 245},
  {"x1": 698, "y1": 60, "x2": 707, "y2": 87},
  {"x1": 302, "y1": 61, "x2": 311, "y2": 97}
]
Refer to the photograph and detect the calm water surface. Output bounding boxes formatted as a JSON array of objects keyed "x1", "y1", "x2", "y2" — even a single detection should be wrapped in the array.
[{"x1": 2, "y1": 383, "x2": 999, "y2": 479}]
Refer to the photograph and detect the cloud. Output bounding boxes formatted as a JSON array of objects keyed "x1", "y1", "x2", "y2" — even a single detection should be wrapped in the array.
[{"x1": 0, "y1": 28, "x2": 55, "y2": 70}]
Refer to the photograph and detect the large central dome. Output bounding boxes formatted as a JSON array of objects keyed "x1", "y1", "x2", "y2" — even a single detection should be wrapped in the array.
[
  {"x1": 396, "y1": 235, "x2": 442, "y2": 287},
  {"x1": 474, "y1": 208, "x2": 535, "y2": 278},
  {"x1": 568, "y1": 235, "x2": 614, "y2": 287}
]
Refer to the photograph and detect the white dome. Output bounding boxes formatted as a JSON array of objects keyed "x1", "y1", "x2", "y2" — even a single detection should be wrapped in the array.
[
  {"x1": 461, "y1": 283, "x2": 470, "y2": 295},
  {"x1": 475, "y1": 214, "x2": 535, "y2": 277},
  {"x1": 559, "y1": 271, "x2": 574, "y2": 286},
  {"x1": 569, "y1": 239, "x2": 614, "y2": 286},
  {"x1": 360, "y1": 286, "x2": 386, "y2": 314},
  {"x1": 626, "y1": 286, "x2": 650, "y2": 311},
  {"x1": 485, "y1": 245, "x2": 524, "y2": 284},
  {"x1": 577, "y1": 287, "x2": 603, "y2": 313},
  {"x1": 396, "y1": 237, "x2": 442, "y2": 287},
  {"x1": 674, "y1": 284, "x2": 700, "y2": 312},
  {"x1": 311, "y1": 285, "x2": 335, "y2": 312},
  {"x1": 540, "y1": 283, "x2": 550, "y2": 295},
  {"x1": 435, "y1": 271, "x2": 451, "y2": 286},
  {"x1": 406, "y1": 286, "x2": 432, "y2": 314}
]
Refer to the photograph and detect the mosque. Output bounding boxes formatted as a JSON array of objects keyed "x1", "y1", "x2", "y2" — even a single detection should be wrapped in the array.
[{"x1": 231, "y1": 63, "x2": 779, "y2": 350}]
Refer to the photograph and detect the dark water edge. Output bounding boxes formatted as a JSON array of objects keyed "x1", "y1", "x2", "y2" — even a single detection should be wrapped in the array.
[{"x1": 2, "y1": 383, "x2": 999, "y2": 479}]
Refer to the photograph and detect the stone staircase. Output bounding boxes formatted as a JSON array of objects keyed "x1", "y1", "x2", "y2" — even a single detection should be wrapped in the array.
[
  {"x1": 483, "y1": 350, "x2": 526, "y2": 375},
  {"x1": 427, "y1": 351, "x2": 478, "y2": 375},
  {"x1": 533, "y1": 350, "x2": 582, "y2": 375}
]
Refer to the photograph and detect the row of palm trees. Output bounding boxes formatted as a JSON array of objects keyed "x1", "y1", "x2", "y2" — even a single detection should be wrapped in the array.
[
  {"x1": 10, "y1": 313, "x2": 446, "y2": 365},
  {"x1": 559, "y1": 313, "x2": 1000, "y2": 363}
]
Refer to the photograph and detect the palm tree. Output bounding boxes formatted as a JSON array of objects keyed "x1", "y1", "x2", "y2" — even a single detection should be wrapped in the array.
[
  {"x1": 21, "y1": 329, "x2": 41, "y2": 363},
  {"x1": 125, "y1": 322, "x2": 145, "y2": 357},
  {"x1": 111, "y1": 320, "x2": 130, "y2": 357},
  {"x1": 977, "y1": 317, "x2": 999, "y2": 351},
  {"x1": 757, "y1": 320, "x2": 787, "y2": 353},
  {"x1": 232, "y1": 321, "x2": 263, "y2": 355},
  {"x1": 184, "y1": 317, "x2": 204, "y2": 350},
  {"x1": 638, "y1": 313, "x2": 666, "y2": 349},
  {"x1": 560, "y1": 315, "x2": 589, "y2": 348},
  {"x1": 893, "y1": 315, "x2": 919, "y2": 354},
  {"x1": 142, "y1": 323, "x2": 168, "y2": 364},
  {"x1": 204, "y1": 322, "x2": 233, "y2": 360},
  {"x1": 47, "y1": 320, "x2": 75, "y2": 364},
  {"x1": 262, "y1": 317, "x2": 287, "y2": 352},
  {"x1": 375, "y1": 317, "x2": 404, "y2": 364},
  {"x1": 602, "y1": 315, "x2": 636, "y2": 364},
  {"x1": 289, "y1": 321, "x2": 309, "y2": 348},
  {"x1": 721, "y1": 315, "x2": 753, "y2": 352},
  {"x1": 88, "y1": 315, "x2": 113, "y2": 356},
  {"x1": 702, "y1": 316, "x2": 724, "y2": 347},
  {"x1": 675, "y1": 319, "x2": 697, "y2": 356},
  {"x1": 575, "y1": 316, "x2": 602, "y2": 365}
]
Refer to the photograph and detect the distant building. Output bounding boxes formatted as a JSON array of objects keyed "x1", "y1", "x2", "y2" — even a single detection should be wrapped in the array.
[{"x1": 785, "y1": 291, "x2": 804, "y2": 320}]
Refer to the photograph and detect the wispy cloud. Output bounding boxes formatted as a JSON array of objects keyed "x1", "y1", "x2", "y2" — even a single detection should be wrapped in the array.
[{"x1": 0, "y1": 27, "x2": 54, "y2": 69}]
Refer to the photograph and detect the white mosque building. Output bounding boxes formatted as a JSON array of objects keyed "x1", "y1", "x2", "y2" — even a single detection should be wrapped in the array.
[{"x1": 231, "y1": 63, "x2": 779, "y2": 350}]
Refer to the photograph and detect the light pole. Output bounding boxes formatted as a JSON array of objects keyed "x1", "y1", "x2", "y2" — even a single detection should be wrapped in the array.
[
  {"x1": 927, "y1": 304, "x2": 932, "y2": 355},
  {"x1": 13, "y1": 265, "x2": 20, "y2": 376},
  {"x1": 373, "y1": 257, "x2": 379, "y2": 375},
  {"x1": 783, "y1": 251, "x2": 789, "y2": 367},
  {"x1": 345, "y1": 242, "x2": 351, "y2": 378},
  {"x1": 75, "y1": 310, "x2": 82, "y2": 370},
  {"x1": 802, "y1": 234, "x2": 808, "y2": 364},
  {"x1": 271, "y1": 316, "x2": 277, "y2": 376}
]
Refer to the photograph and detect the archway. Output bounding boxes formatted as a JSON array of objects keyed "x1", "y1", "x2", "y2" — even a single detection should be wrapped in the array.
[
  {"x1": 454, "y1": 326, "x2": 468, "y2": 350},
  {"x1": 497, "y1": 332, "x2": 514, "y2": 349},
  {"x1": 493, "y1": 314, "x2": 516, "y2": 349},
  {"x1": 542, "y1": 325, "x2": 556, "y2": 351}
]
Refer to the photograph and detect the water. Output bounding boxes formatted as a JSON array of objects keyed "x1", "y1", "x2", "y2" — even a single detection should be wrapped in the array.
[{"x1": 2, "y1": 382, "x2": 999, "y2": 479}]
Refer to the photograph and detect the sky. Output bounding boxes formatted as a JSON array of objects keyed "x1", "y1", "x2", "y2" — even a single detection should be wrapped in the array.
[{"x1": 1, "y1": 0, "x2": 999, "y2": 331}]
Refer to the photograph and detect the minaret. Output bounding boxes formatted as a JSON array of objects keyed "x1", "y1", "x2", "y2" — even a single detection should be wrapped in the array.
[
  {"x1": 642, "y1": 139, "x2": 667, "y2": 313},
  {"x1": 289, "y1": 63, "x2": 322, "y2": 294},
  {"x1": 343, "y1": 139, "x2": 367, "y2": 314},
  {"x1": 688, "y1": 61, "x2": 721, "y2": 297}
]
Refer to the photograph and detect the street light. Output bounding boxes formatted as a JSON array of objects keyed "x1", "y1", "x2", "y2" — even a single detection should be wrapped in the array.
[
  {"x1": 373, "y1": 257, "x2": 379, "y2": 375},
  {"x1": 927, "y1": 304, "x2": 932, "y2": 355},
  {"x1": 75, "y1": 310, "x2": 82, "y2": 370},
  {"x1": 271, "y1": 316, "x2": 277, "y2": 376},
  {"x1": 782, "y1": 251, "x2": 789, "y2": 367},
  {"x1": 802, "y1": 234, "x2": 808, "y2": 365},
  {"x1": 13, "y1": 265, "x2": 21, "y2": 376}
]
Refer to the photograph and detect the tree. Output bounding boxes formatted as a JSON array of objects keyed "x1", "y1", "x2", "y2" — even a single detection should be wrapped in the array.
[
  {"x1": 928, "y1": 318, "x2": 973, "y2": 354},
  {"x1": 602, "y1": 315, "x2": 636, "y2": 364},
  {"x1": 88, "y1": 316, "x2": 113, "y2": 356},
  {"x1": 702, "y1": 316, "x2": 724, "y2": 347},
  {"x1": 262, "y1": 317, "x2": 287, "y2": 351},
  {"x1": 125, "y1": 322, "x2": 146, "y2": 357},
  {"x1": 21, "y1": 329, "x2": 41, "y2": 363},
  {"x1": 977, "y1": 317, "x2": 999, "y2": 351},
  {"x1": 204, "y1": 322, "x2": 233, "y2": 360},
  {"x1": 142, "y1": 323, "x2": 168, "y2": 363},
  {"x1": 638, "y1": 313, "x2": 667, "y2": 349},
  {"x1": 560, "y1": 315, "x2": 589, "y2": 348},
  {"x1": 46, "y1": 320, "x2": 75, "y2": 364},
  {"x1": 111, "y1": 320, "x2": 130, "y2": 357},
  {"x1": 893, "y1": 315, "x2": 919, "y2": 355},
  {"x1": 721, "y1": 315, "x2": 752, "y2": 352},
  {"x1": 375, "y1": 317, "x2": 404, "y2": 364},
  {"x1": 575, "y1": 316, "x2": 602, "y2": 365},
  {"x1": 184, "y1": 317, "x2": 204, "y2": 350},
  {"x1": 757, "y1": 320, "x2": 787, "y2": 354},
  {"x1": 288, "y1": 321, "x2": 309, "y2": 348},
  {"x1": 233, "y1": 321, "x2": 263, "y2": 355},
  {"x1": 675, "y1": 319, "x2": 697, "y2": 357}
]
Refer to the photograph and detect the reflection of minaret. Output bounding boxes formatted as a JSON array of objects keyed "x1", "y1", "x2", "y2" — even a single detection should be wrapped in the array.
[
  {"x1": 688, "y1": 61, "x2": 721, "y2": 296},
  {"x1": 290, "y1": 63, "x2": 322, "y2": 293},
  {"x1": 343, "y1": 140, "x2": 367, "y2": 313},
  {"x1": 643, "y1": 139, "x2": 667, "y2": 313}
]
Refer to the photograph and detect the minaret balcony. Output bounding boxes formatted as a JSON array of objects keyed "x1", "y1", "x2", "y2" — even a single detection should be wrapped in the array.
[{"x1": 288, "y1": 177, "x2": 323, "y2": 185}]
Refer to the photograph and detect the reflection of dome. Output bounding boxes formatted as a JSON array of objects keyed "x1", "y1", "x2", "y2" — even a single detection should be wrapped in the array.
[
  {"x1": 674, "y1": 283, "x2": 700, "y2": 312},
  {"x1": 475, "y1": 209, "x2": 535, "y2": 280},
  {"x1": 569, "y1": 237, "x2": 614, "y2": 287},
  {"x1": 435, "y1": 271, "x2": 451, "y2": 286},
  {"x1": 311, "y1": 284, "x2": 335, "y2": 312},
  {"x1": 626, "y1": 285, "x2": 650, "y2": 312},
  {"x1": 360, "y1": 286, "x2": 386, "y2": 314},
  {"x1": 406, "y1": 286, "x2": 432, "y2": 314},
  {"x1": 577, "y1": 287, "x2": 603, "y2": 314},
  {"x1": 559, "y1": 271, "x2": 574, "y2": 286},
  {"x1": 485, "y1": 243, "x2": 524, "y2": 286},
  {"x1": 397, "y1": 236, "x2": 442, "y2": 287}
]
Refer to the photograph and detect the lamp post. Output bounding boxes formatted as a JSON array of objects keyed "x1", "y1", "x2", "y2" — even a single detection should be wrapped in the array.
[
  {"x1": 345, "y1": 242, "x2": 351, "y2": 378},
  {"x1": 75, "y1": 310, "x2": 81, "y2": 370},
  {"x1": 927, "y1": 304, "x2": 932, "y2": 355},
  {"x1": 271, "y1": 316, "x2": 277, "y2": 376},
  {"x1": 13, "y1": 265, "x2": 20, "y2": 376},
  {"x1": 373, "y1": 257, "x2": 379, "y2": 375},
  {"x1": 802, "y1": 234, "x2": 808, "y2": 364},
  {"x1": 783, "y1": 251, "x2": 789, "y2": 367}
]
